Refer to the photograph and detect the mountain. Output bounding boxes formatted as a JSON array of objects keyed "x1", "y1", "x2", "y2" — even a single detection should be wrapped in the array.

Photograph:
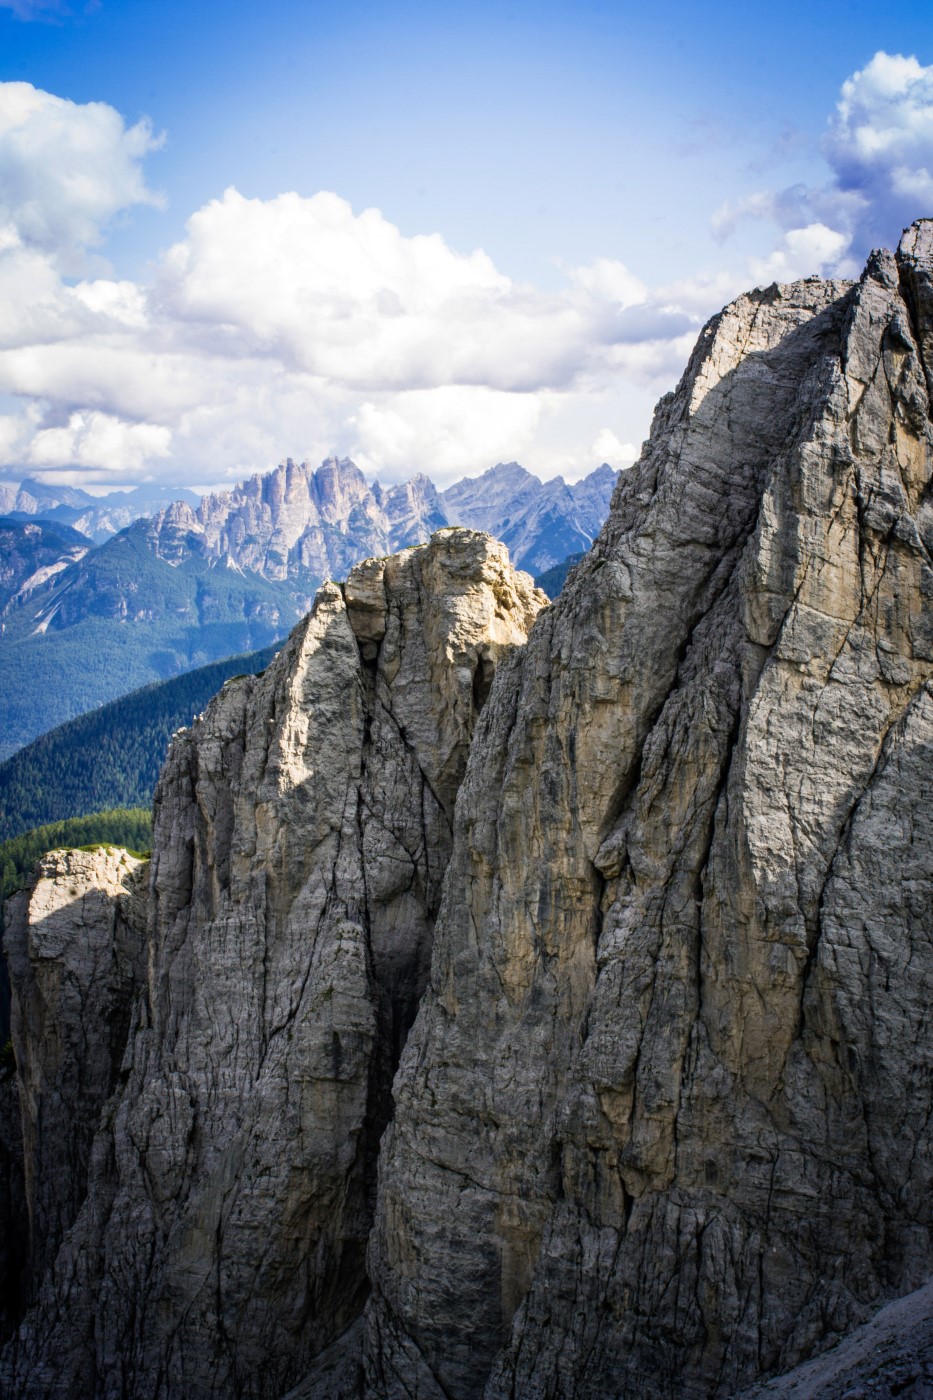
[
  {"x1": 441, "y1": 460, "x2": 618, "y2": 573},
  {"x1": 534, "y1": 549, "x2": 585, "y2": 598},
  {"x1": 0, "y1": 529, "x2": 546, "y2": 1392},
  {"x1": 0, "y1": 518, "x2": 294, "y2": 760},
  {"x1": 4, "y1": 225, "x2": 933, "y2": 1397},
  {"x1": 0, "y1": 516, "x2": 92, "y2": 612},
  {"x1": 0, "y1": 478, "x2": 200, "y2": 543},
  {"x1": 0, "y1": 457, "x2": 614, "y2": 759},
  {"x1": 0, "y1": 642, "x2": 281, "y2": 843},
  {"x1": 146, "y1": 456, "x2": 613, "y2": 580}
]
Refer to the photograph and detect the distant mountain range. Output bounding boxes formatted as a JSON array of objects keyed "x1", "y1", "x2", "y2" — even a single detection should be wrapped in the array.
[
  {"x1": 0, "y1": 457, "x2": 618, "y2": 758},
  {"x1": 0, "y1": 478, "x2": 200, "y2": 544},
  {"x1": 145, "y1": 456, "x2": 615, "y2": 581}
]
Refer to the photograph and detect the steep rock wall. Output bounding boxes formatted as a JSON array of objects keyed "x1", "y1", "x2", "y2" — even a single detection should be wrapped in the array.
[
  {"x1": 5, "y1": 848, "x2": 147, "y2": 1298},
  {"x1": 0, "y1": 530, "x2": 543, "y2": 1399},
  {"x1": 356, "y1": 230, "x2": 933, "y2": 1397}
]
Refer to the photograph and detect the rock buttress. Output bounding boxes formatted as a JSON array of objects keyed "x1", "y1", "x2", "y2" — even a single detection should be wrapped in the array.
[
  {"x1": 358, "y1": 229, "x2": 933, "y2": 1398},
  {"x1": 0, "y1": 529, "x2": 543, "y2": 1399}
]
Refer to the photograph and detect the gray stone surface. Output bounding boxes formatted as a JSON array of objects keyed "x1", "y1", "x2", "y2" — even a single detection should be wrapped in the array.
[
  {"x1": 4, "y1": 847, "x2": 147, "y2": 1297},
  {"x1": 357, "y1": 228, "x2": 933, "y2": 1397},
  {"x1": 740, "y1": 1278, "x2": 933, "y2": 1397},
  {"x1": 0, "y1": 530, "x2": 542, "y2": 1399}
]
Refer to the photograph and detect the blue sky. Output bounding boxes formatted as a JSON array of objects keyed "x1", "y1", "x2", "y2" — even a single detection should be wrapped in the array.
[{"x1": 1, "y1": 0, "x2": 933, "y2": 490}]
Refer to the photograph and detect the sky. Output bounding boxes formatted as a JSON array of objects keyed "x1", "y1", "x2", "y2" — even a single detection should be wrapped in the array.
[{"x1": 2, "y1": 0, "x2": 933, "y2": 493}]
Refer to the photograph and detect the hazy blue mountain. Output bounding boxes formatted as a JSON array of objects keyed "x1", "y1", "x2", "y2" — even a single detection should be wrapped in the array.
[
  {"x1": 0, "y1": 517, "x2": 92, "y2": 611},
  {"x1": 0, "y1": 519, "x2": 295, "y2": 759},
  {"x1": 0, "y1": 478, "x2": 200, "y2": 543},
  {"x1": 151, "y1": 456, "x2": 618, "y2": 579},
  {"x1": 0, "y1": 456, "x2": 619, "y2": 760},
  {"x1": 440, "y1": 461, "x2": 618, "y2": 573}
]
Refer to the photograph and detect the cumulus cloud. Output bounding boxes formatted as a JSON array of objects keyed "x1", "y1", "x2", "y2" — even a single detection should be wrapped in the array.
[
  {"x1": 0, "y1": 82, "x2": 163, "y2": 270},
  {"x1": 713, "y1": 52, "x2": 933, "y2": 278},
  {"x1": 826, "y1": 51, "x2": 933, "y2": 252},
  {"x1": 590, "y1": 428, "x2": 638, "y2": 467},
  {"x1": 348, "y1": 386, "x2": 548, "y2": 479},
  {"x1": 0, "y1": 95, "x2": 700, "y2": 488},
  {"x1": 748, "y1": 223, "x2": 852, "y2": 283},
  {"x1": 27, "y1": 409, "x2": 171, "y2": 473}
]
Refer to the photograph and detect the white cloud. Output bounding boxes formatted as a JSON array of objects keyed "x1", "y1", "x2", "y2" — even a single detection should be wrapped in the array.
[
  {"x1": 27, "y1": 409, "x2": 171, "y2": 473},
  {"x1": 348, "y1": 386, "x2": 548, "y2": 479},
  {"x1": 0, "y1": 82, "x2": 163, "y2": 271},
  {"x1": 8, "y1": 64, "x2": 928, "y2": 496},
  {"x1": 748, "y1": 222, "x2": 853, "y2": 283},
  {"x1": 590, "y1": 428, "x2": 638, "y2": 467},
  {"x1": 712, "y1": 52, "x2": 933, "y2": 277},
  {"x1": 825, "y1": 51, "x2": 933, "y2": 252},
  {"x1": 0, "y1": 106, "x2": 700, "y2": 487}
]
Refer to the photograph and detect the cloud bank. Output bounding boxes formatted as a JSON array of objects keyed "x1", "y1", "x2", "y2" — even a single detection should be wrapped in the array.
[
  {"x1": 1, "y1": 58, "x2": 931, "y2": 491},
  {"x1": 715, "y1": 51, "x2": 933, "y2": 277}
]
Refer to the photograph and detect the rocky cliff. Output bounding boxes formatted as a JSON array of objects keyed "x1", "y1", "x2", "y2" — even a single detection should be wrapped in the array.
[
  {"x1": 4, "y1": 223, "x2": 933, "y2": 1400},
  {"x1": 0, "y1": 530, "x2": 543, "y2": 1398},
  {"x1": 4, "y1": 848, "x2": 148, "y2": 1297},
  {"x1": 354, "y1": 230, "x2": 933, "y2": 1396}
]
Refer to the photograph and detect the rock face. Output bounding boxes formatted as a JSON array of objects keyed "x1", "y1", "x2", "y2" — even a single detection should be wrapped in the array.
[
  {"x1": 4, "y1": 848, "x2": 147, "y2": 1297},
  {"x1": 0, "y1": 530, "x2": 543, "y2": 1399},
  {"x1": 6, "y1": 223, "x2": 933, "y2": 1400},
  {"x1": 356, "y1": 229, "x2": 933, "y2": 1396},
  {"x1": 739, "y1": 1277, "x2": 933, "y2": 1397}
]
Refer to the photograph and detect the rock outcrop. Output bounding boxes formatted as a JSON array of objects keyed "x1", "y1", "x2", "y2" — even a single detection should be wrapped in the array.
[
  {"x1": 0, "y1": 530, "x2": 543, "y2": 1398},
  {"x1": 6, "y1": 222, "x2": 933, "y2": 1400},
  {"x1": 4, "y1": 848, "x2": 147, "y2": 1299},
  {"x1": 354, "y1": 228, "x2": 933, "y2": 1396}
]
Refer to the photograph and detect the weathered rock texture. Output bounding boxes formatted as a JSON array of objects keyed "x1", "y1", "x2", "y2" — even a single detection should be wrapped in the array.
[
  {"x1": 739, "y1": 1277, "x2": 933, "y2": 1397},
  {"x1": 1, "y1": 530, "x2": 543, "y2": 1399},
  {"x1": 7, "y1": 221, "x2": 933, "y2": 1400},
  {"x1": 354, "y1": 226, "x2": 933, "y2": 1397},
  {"x1": 5, "y1": 847, "x2": 147, "y2": 1298}
]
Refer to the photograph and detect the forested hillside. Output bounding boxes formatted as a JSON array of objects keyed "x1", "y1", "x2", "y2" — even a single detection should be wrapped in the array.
[
  {"x1": 0, "y1": 643, "x2": 280, "y2": 842},
  {"x1": 534, "y1": 551, "x2": 584, "y2": 598}
]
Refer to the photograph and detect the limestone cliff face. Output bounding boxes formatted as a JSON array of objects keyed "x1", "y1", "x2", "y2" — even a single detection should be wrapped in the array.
[
  {"x1": 5, "y1": 848, "x2": 147, "y2": 1298},
  {"x1": 356, "y1": 229, "x2": 933, "y2": 1397},
  {"x1": 0, "y1": 530, "x2": 543, "y2": 1399}
]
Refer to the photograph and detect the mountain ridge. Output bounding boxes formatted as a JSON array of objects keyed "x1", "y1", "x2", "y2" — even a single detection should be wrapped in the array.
[{"x1": 0, "y1": 458, "x2": 616, "y2": 757}]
